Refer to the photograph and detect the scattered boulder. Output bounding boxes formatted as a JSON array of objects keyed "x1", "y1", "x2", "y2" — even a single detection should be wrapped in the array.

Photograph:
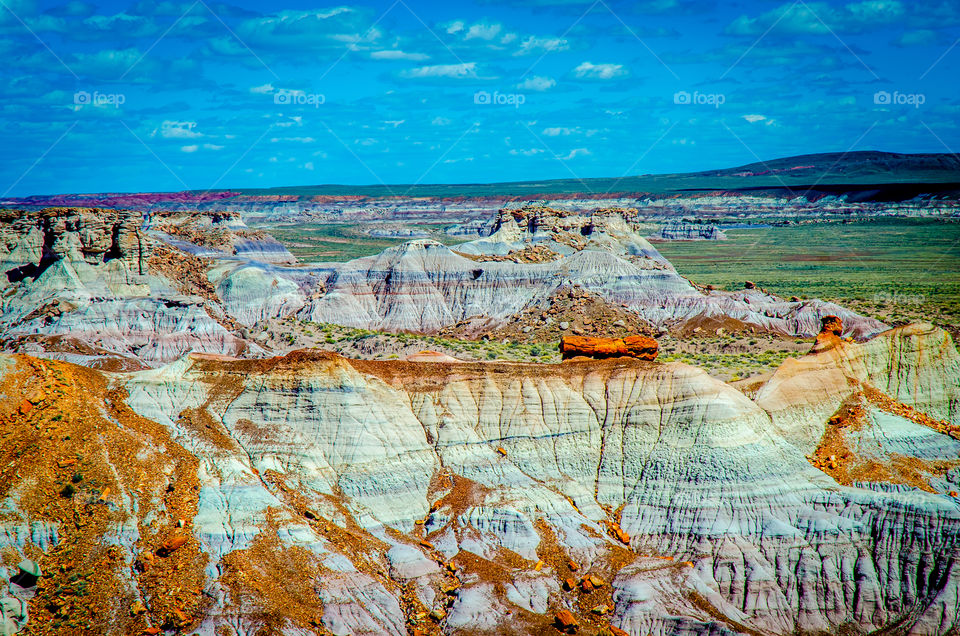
[
  {"x1": 10, "y1": 560, "x2": 40, "y2": 588},
  {"x1": 157, "y1": 534, "x2": 188, "y2": 557},
  {"x1": 554, "y1": 609, "x2": 579, "y2": 632},
  {"x1": 560, "y1": 335, "x2": 658, "y2": 361},
  {"x1": 607, "y1": 521, "x2": 631, "y2": 545}
]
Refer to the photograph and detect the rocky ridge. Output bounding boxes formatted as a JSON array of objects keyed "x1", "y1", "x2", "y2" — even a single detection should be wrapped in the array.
[
  {"x1": 143, "y1": 210, "x2": 296, "y2": 265},
  {"x1": 220, "y1": 238, "x2": 886, "y2": 339}
]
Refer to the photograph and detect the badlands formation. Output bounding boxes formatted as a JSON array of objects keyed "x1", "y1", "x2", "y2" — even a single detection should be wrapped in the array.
[
  {"x1": 0, "y1": 205, "x2": 957, "y2": 635},
  {"x1": 0, "y1": 206, "x2": 887, "y2": 371},
  {"x1": 0, "y1": 320, "x2": 957, "y2": 634}
]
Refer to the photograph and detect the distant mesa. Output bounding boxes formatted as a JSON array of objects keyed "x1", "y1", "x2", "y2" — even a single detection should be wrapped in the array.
[
  {"x1": 647, "y1": 219, "x2": 727, "y2": 241},
  {"x1": 366, "y1": 226, "x2": 430, "y2": 239},
  {"x1": 6, "y1": 151, "x2": 959, "y2": 210}
]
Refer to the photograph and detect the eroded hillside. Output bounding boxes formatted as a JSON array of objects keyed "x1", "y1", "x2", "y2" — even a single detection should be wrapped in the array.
[{"x1": 0, "y1": 323, "x2": 958, "y2": 635}]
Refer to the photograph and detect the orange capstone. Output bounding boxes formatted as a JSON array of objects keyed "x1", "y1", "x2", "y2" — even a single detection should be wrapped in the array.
[
  {"x1": 559, "y1": 335, "x2": 658, "y2": 361},
  {"x1": 811, "y1": 315, "x2": 844, "y2": 353},
  {"x1": 821, "y1": 315, "x2": 843, "y2": 336}
]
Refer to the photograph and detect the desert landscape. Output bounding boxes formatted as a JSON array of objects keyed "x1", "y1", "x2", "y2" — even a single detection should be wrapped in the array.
[
  {"x1": 1, "y1": 0, "x2": 959, "y2": 633},
  {"x1": 0, "y1": 150, "x2": 958, "y2": 635}
]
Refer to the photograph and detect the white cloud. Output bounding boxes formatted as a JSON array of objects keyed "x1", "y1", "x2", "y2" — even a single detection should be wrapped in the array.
[
  {"x1": 516, "y1": 36, "x2": 568, "y2": 55},
  {"x1": 561, "y1": 148, "x2": 591, "y2": 159},
  {"x1": 432, "y1": 116, "x2": 452, "y2": 126},
  {"x1": 465, "y1": 21, "x2": 502, "y2": 40},
  {"x1": 543, "y1": 126, "x2": 579, "y2": 136},
  {"x1": 895, "y1": 29, "x2": 937, "y2": 46},
  {"x1": 250, "y1": 83, "x2": 274, "y2": 94},
  {"x1": 743, "y1": 114, "x2": 766, "y2": 123},
  {"x1": 228, "y1": 7, "x2": 384, "y2": 54},
  {"x1": 573, "y1": 61, "x2": 627, "y2": 80},
  {"x1": 726, "y1": 1, "x2": 907, "y2": 36},
  {"x1": 509, "y1": 148, "x2": 545, "y2": 156},
  {"x1": 180, "y1": 144, "x2": 198, "y2": 152},
  {"x1": 202, "y1": 143, "x2": 223, "y2": 150},
  {"x1": 304, "y1": 161, "x2": 315, "y2": 170},
  {"x1": 400, "y1": 62, "x2": 479, "y2": 79},
  {"x1": 517, "y1": 76, "x2": 556, "y2": 91},
  {"x1": 441, "y1": 18, "x2": 569, "y2": 57},
  {"x1": 371, "y1": 49, "x2": 429, "y2": 61},
  {"x1": 158, "y1": 120, "x2": 201, "y2": 139}
]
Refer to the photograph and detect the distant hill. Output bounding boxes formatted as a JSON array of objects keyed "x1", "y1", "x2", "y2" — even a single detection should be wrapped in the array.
[
  {"x1": 4, "y1": 151, "x2": 959, "y2": 205},
  {"x1": 234, "y1": 151, "x2": 960, "y2": 200},
  {"x1": 693, "y1": 151, "x2": 960, "y2": 182}
]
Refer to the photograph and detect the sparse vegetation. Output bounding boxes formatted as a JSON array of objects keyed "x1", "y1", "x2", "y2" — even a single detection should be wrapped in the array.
[{"x1": 656, "y1": 218, "x2": 960, "y2": 337}]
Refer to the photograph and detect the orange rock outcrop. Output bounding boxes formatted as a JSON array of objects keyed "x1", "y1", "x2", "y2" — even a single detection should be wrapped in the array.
[
  {"x1": 811, "y1": 315, "x2": 844, "y2": 353},
  {"x1": 559, "y1": 334, "x2": 658, "y2": 361}
]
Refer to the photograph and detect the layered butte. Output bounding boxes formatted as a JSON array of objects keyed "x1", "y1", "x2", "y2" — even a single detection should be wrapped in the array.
[{"x1": 0, "y1": 323, "x2": 957, "y2": 634}]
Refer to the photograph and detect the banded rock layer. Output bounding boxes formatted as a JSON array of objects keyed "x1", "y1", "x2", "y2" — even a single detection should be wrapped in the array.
[
  {"x1": 0, "y1": 323, "x2": 956, "y2": 634},
  {"x1": 217, "y1": 239, "x2": 887, "y2": 339}
]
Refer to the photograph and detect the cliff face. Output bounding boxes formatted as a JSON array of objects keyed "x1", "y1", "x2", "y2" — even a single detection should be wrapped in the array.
[
  {"x1": 0, "y1": 207, "x2": 148, "y2": 288},
  {"x1": 0, "y1": 208, "x2": 254, "y2": 368},
  {"x1": 143, "y1": 210, "x2": 296, "y2": 265},
  {"x1": 1, "y1": 323, "x2": 956, "y2": 635}
]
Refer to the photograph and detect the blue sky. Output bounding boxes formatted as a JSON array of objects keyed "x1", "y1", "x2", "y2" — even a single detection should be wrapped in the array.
[{"x1": 1, "y1": 0, "x2": 958, "y2": 195}]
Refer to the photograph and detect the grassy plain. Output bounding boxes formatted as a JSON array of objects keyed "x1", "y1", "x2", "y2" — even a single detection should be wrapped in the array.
[
  {"x1": 655, "y1": 218, "x2": 960, "y2": 331},
  {"x1": 262, "y1": 222, "x2": 459, "y2": 262}
]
